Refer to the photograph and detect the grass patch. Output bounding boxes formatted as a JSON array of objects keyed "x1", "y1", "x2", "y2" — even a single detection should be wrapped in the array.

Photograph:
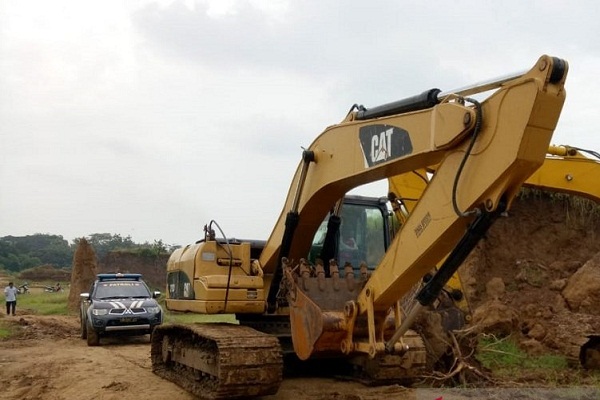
[
  {"x1": 11, "y1": 289, "x2": 236, "y2": 326},
  {"x1": 477, "y1": 335, "x2": 568, "y2": 376},
  {"x1": 15, "y1": 289, "x2": 237, "y2": 323},
  {"x1": 17, "y1": 290, "x2": 70, "y2": 315},
  {"x1": 0, "y1": 321, "x2": 13, "y2": 339}
]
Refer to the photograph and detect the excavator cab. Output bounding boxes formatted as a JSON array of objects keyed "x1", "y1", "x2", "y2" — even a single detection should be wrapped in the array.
[{"x1": 308, "y1": 195, "x2": 392, "y2": 274}]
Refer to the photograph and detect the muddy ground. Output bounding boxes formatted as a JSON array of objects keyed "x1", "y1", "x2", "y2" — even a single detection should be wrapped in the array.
[
  {"x1": 0, "y1": 313, "x2": 422, "y2": 400},
  {"x1": 2, "y1": 193, "x2": 600, "y2": 399},
  {"x1": 2, "y1": 312, "x2": 600, "y2": 400}
]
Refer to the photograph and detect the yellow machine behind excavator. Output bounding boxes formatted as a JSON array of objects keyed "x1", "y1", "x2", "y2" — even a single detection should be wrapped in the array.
[
  {"x1": 389, "y1": 145, "x2": 600, "y2": 220},
  {"x1": 151, "y1": 55, "x2": 569, "y2": 399},
  {"x1": 387, "y1": 144, "x2": 600, "y2": 362}
]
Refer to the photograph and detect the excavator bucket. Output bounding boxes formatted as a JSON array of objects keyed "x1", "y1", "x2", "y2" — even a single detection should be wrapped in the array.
[
  {"x1": 283, "y1": 258, "x2": 428, "y2": 381},
  {"x1": 283, "y1": 259, "x2": 357, "y2": 359}
]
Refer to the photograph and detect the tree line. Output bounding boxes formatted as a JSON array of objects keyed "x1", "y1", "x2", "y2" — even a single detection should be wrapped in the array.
[{"x1": 0, "y1": 233, "x2": 178, "y2": 272}]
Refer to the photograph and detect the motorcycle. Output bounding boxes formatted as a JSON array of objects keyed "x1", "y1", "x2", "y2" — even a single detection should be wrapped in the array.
[
  {"x1": 45, "y1": 284, "x2": 63, "y2": 293},
  {"x1": 17, "y1": 283, "x2": 30, "y2": 294}
]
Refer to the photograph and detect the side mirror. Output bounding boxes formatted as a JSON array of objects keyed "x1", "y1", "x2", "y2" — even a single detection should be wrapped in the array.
[
  {"x1": 80, "y1": 293, "x2": 90, "y2": 300},
  {"x1": 153, "y1": 291, "x2": 161, "y2": 299}
]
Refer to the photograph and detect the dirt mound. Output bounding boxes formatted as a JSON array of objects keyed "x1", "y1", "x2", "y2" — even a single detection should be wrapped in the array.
[
  {"x1": 68, "y1": 238, "x2": 98, "y2": 312},
  {"x1": 460, "y1": 192, "x2": 600, "y2": 362},
  {"x1": 0, "y1": 314, "x2": 79, "y2": 342},
  {"x1": 562, "y1": 252, "x2": 600, "y2": 314},
  {"x1": 98, "y1": 251, "x2": 168, "y2": 290}
]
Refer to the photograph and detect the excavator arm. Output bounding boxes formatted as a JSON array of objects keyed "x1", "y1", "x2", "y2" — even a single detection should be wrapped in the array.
[{"x1": 277, "y1": 55, "x2": 568, "y2": 360}]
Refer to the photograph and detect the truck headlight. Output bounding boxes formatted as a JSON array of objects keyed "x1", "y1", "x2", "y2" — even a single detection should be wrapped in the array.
[
  {"x1": 92, "y1": 308, "x2": 109, "y2": 316},
  {"x1": 146, "y1": 306, "x2": 161, "y2": 314}
]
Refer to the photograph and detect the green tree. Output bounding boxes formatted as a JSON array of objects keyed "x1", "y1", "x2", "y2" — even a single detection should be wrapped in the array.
[
  {"x1": 1, "y1": 233, "x2": 176, "y2": 272},
  {"x1": 0, "y1": 234, "x2": 69, "y2": 270},
  {"x1": 75, "y1": 233, "x2": 136, "y2": 259}
]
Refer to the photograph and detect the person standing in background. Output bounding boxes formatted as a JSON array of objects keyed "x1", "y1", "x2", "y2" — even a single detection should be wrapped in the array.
[{"x1": 4, "y1": 281, "x2": 18, "y2": 315}]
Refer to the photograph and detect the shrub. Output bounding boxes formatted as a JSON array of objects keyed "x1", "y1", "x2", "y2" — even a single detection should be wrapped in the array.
[{"x1": 19, "y1": 264, "x2": 71, "y2": 281}]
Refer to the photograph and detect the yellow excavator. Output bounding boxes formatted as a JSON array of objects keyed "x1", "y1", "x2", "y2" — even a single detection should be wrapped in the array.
[
  {"x1": 151, "y1": 55, "x2": 568, "y2": 399},
  {"x1": 523, "y1": 145, "x2": 600, "y2": 201}
]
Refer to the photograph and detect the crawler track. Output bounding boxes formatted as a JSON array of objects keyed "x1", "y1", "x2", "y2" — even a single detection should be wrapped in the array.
[
  {"x1": 151, "y1": 323, "x2": 283, "y2": 399},
  {"x1": 350, "y1": 330, "x2": 427, "y2": 384}
]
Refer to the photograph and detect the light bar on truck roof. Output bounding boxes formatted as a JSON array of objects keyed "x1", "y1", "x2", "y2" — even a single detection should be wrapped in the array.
[{"x1": 97, "y1": 273, "x2": 142, "y2": 281}]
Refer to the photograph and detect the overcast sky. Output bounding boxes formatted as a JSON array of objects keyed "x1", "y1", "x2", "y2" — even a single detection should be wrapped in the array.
[{"x1": 1, "y1": 0, "x2": 599, "y2": 247}]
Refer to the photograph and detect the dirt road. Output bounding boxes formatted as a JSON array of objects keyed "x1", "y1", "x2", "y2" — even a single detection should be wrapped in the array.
[
  {"x1": 2, "y1": 313, "x2": 600, "y2": 400},
  {"x1": 0, "y1": 313, "x2": 420, "y2": 400}
]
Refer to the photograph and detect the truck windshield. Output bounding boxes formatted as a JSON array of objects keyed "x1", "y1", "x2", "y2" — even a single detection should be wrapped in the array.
[{"x1": 94, "y1": 281, "x2": 151, "y2": 299}]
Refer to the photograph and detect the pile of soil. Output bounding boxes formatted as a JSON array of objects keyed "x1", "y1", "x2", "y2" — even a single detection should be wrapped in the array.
[
  {"x1": 459, "y1": 192, "x2": 600, "y2": 363},
  {"x1": 68, "y1": 238, "x2": 98, "y2": 312},
  {"x1": 0, "y1": 314, "x2": 79, "y2": 343},
  {"x1": 98, "y1": 252, "x2": 169, "y2": 290}
]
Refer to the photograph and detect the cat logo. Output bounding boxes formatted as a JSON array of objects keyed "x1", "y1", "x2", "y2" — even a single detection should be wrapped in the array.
[
  {"x1": 359, "y1": 124, "x2": 412, "y2": 167},
  {"x1": 371, "y1": 127, "x2": 394, "y2": 163}
]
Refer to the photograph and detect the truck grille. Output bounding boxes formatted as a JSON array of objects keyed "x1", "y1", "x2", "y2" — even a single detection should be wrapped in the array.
[{"x1": 109, "y1": 308, "x2": 146, "y2": 315}]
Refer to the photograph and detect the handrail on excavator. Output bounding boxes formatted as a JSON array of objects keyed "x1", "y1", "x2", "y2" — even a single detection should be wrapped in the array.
[{"x1": 355, "y1": 57, "x2": 566, "y2": 121}]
